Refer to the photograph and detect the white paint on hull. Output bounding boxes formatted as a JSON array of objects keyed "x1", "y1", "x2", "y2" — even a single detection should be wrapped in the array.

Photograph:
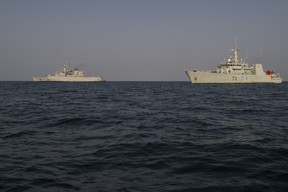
[
  {"x1": 32, "y1": 76, "x2": 105, "y2": 82},
  {"x1": 185, "y1": 70, "x2": 282, "y2": 84}
]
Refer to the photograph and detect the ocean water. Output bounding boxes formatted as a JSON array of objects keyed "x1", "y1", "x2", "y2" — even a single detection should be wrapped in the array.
[{"x1": 0, "y1": 81, "x2": 288, "y2": 192}]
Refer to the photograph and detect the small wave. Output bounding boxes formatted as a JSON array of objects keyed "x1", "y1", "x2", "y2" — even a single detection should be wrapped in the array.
[
  {"x1": 28, "y1": 178, "x2": 80, "y2": 191},
  {"x1": 3, "y1": 130, "x2": 37, "y2": 139},
  {"x1": 46, "y1": 117, "x2": 105, "y2": 128},
  {"x1": 3, "y1": 185, "x2": 32, "y2": 192},
  {"x1": 48, "y1": 117, "x2": 86, "y2": 126}
]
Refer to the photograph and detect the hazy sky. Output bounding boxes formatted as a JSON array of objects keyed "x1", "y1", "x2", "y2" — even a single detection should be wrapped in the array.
[{"x1": 1, "y1": 0, "x2": 288, "y2": 81}]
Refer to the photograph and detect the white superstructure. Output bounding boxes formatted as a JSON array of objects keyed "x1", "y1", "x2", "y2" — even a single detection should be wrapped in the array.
[
  {"x1": 33, "y1": 63, "x2": 105, "y2": 82},
  {"x1": 185, "y1": 39, "x2": 282, "y2": 84}
]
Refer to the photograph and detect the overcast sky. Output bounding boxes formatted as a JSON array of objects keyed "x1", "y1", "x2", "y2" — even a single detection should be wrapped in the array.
[{"x1": 1, "y1": 0, "x2": 287, "y2": 81}]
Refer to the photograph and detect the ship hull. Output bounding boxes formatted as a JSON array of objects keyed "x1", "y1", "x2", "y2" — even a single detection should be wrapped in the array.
[
  {"x1": 32, "y1": 76, "x2": 105, "y2": 82},
  {"x1": 185, "y1": 71, "x2": 282, "y2": 84}
]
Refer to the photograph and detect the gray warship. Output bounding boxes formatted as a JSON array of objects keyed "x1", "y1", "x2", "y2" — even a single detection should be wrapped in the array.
[{"x1": 185, "y1": 39, "x2": 282, "y2": 84}]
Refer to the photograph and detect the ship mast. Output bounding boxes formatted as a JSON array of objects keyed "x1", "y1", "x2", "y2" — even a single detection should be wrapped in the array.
[
  {"x1": 234, "y1": 36, "x2": 238, "y2": 64},
  {"x1": 63, "y1": 61, "x2": 69, "y2": 73},
  {"x1": 260, "y1": 46, "x2": 263, "y2": 64}
]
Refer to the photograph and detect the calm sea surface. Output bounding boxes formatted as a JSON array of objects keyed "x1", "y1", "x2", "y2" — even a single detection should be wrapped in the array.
[{"x1": 0, "y1": 81, "x2": 288, "y2": 192}]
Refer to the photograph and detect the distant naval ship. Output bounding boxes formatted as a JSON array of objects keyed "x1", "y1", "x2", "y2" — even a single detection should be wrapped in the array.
[
  {"x1": 185, "y1": 39, "x2": 282, "y2": 84},
  {"x1": 32, "y1": 63, "x2": 105, "y2": 82}
]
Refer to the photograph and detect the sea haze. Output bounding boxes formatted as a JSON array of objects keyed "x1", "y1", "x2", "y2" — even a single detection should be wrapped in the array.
[{"x1": 0, "y1": 82, "x2": 288, "y2": 192}]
